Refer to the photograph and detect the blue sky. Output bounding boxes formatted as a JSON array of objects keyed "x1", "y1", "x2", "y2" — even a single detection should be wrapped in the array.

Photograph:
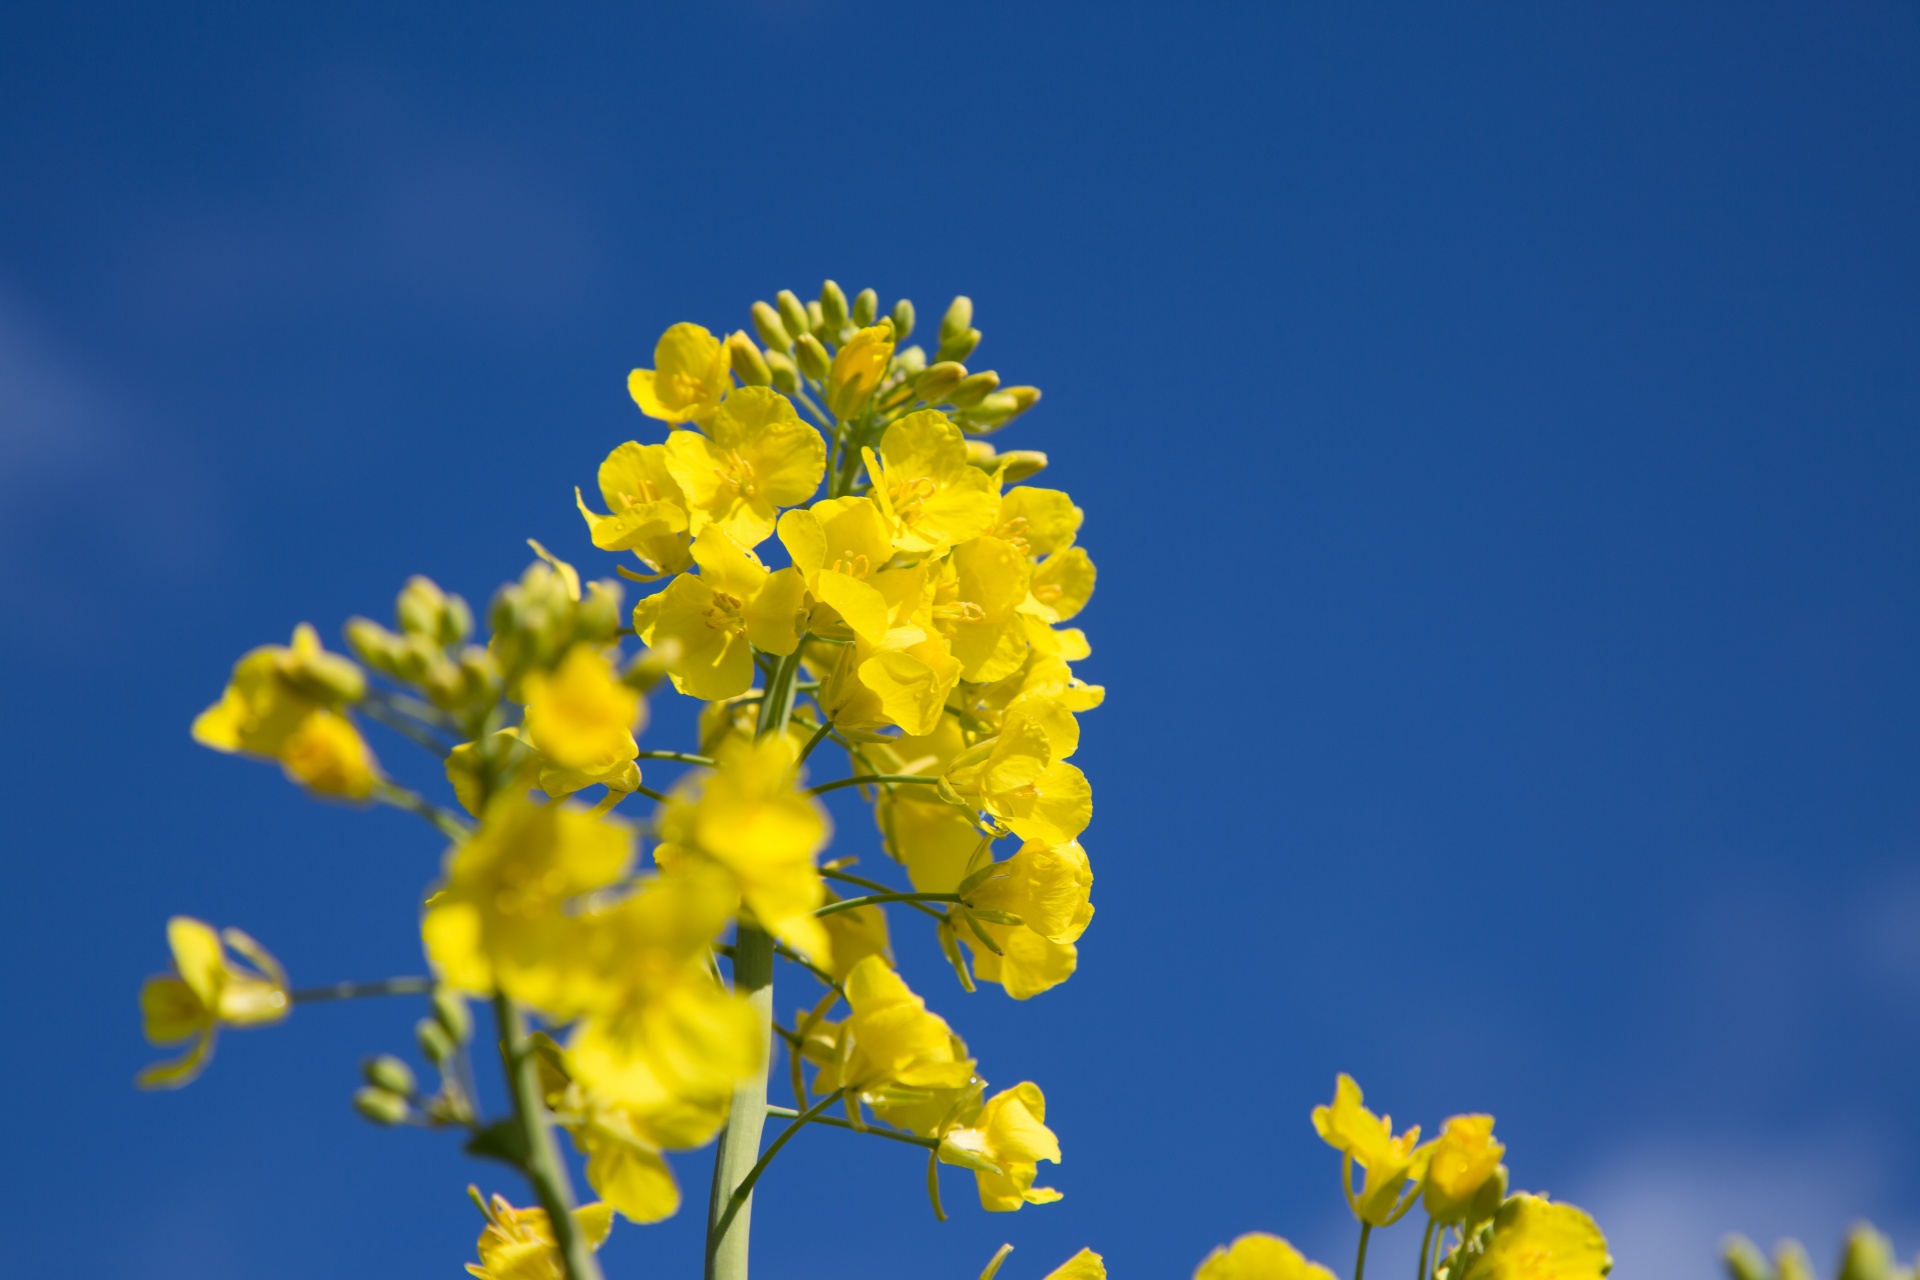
[{"x1": 3, "y1": 3, "x2": 1918, "y2": 1278}]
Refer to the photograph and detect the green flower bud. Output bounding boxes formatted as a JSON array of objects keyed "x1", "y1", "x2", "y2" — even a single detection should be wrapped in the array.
[
  {"x1": 936, "y1": 326, "x2": 982, "y2": 365},
  {"x1": 794, "y1": 332, "x2": 832, "y2": 380},
  {"x1": 1840, "y1": 1226, "x2": 1897, "y2": 1280},
  {"x1": 344, "y1": 617, "x2": 406, "y2": 675},
  {"x1": 891, "y1": 298, "x2": 916, "y2": 342},
  {"x1": 396, "y1": 575, "x2": 450, "y2": 637},
  {"x1": 353, "y1": 1085, "x2": 411, "y2": 1126},
  {"x1": 805, "y1": 298, "x2": 825, "y2": 335},
  {"x1": 727, "y1": 330, "x2": 772, "y2": 386},
  {"x1": 892, "y1": 344, "x2": 927, "y2": 377},
  {"x1": 363, "y1": 1055, "x2": 417, "y2": 1097},
  {"x1": 416, "y1": 1016, "x2": 455, "y2": 1064},
  {"x1": 819, "y1": 280, "x2": 849, "y2": 329},
  {"x1": 947, "y1": 370, "x2": 1001, "y2": 409},
  {"x1": 958, "y1": 392, "x2": 1018, "y2": 433},
  {"x1": 776, "y1": 290, "x2": 811, "y2": 344},
  {"x1": 752, "y1": 300, "x2": 792, "y2": 351},
  {"x1": 939, "y1": 295, "x2": 974, "y2": 345},
  {"x1": 432, "y1": 988, "x2": 473, "y2": 1044},
  {"x1": 765, "y1": 348, "x2": 800, "y2": 394},
  {"x1": 1776, "y1": 1242, "x2": 1816, "y2": 1280},
  {"x1": 852, "y1": 288, "x2": 878, "y2": 327},
  {"x1": 1724, "y1": 1237, "x2": 1774, "y2": 1280},
  {"x1": 574, "y1": 580, "x2": 624, "y2": 643},
  {"x1": 916, "y1": 361, "x2": 966, "y2": 402}
]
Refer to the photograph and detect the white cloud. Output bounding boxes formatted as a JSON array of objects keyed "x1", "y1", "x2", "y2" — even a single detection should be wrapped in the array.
[{"x1": 1571, "y1": 1133, "x2": 1917, "y2": 1280}]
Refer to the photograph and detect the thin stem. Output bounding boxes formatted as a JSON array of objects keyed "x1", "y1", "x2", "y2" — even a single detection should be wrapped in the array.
[
  {"x1": 632, "y1": 783, "x2": 671, "y2": 804},
  {"x1": 291, "y1": 976, "x2": 433, "y2": 1004},
  {"x1": 710, "y1": 1088, "x2": 847, "y2": 1243},
  {"x1": 705, "y1": 927, "x2": 775, "y2": 1280},
  {"x1": 494, "y1": 994, "x2": 602, "y2": 1280},
  {"x1": 1355, "y1": 1223, "x2": 1373, "y2": 1280},
  {"x1": 636, "y1": 750, "x2": 715, "y2": 767},
  {"x1": 1417, "y1": 1216, "x2": 1436, "y2": 1280},
  {"x1": 822, "y1": 868, "x2": 949, "y2": 920},
  {"x1": 805, "y1": 773, "x2": 941, "y2": 797},
  {"x1": 764, "y1": 1105, "x2": 939, "y2": 1150},
  {"x1": 794, "y1": 717, "x2": 835, "y2": 768},
  {"x1": 374, "y1": 782, "x2": 471, "y2": 842},
  {"x1": 816, "y1": 891, "x2": 961, "y2": 918},
  {"x1": 359, "y1": 698, "x2": 454, "y2": 759}
]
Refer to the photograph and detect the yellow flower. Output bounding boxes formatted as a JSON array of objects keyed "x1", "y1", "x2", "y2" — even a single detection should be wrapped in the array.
[
  {"x1": 945, "y1": 715, "x2": 1092, "y2": 845},
  {"x1": 826, "y1": 319, "x2": 895, "y2": 419},
  {"x1": 664, "y1": 386, "x2": 825, "y2": 546},
  {"x1": 567, "y1": 1093, "x2": 716, "y2": 1225},
  {"x1": 628, "y1": 322, "x2": 731, "y2": 425},
  {"x1": 1457, "y1": 1195, "x2": 1612, "y2": 1280},
  {"x1": 810, "y1": 956, "x2": 980, "y2": 1133},
  {"x1": 864, "y1": 410, "x2": 1002, "y2": 555},
  {"x1": 192, "y1": 623, "x2": 378, "y2": 799},
  {"x1": 1424, "y1": 1114, "x2": 1505, "y2": 1224},
  {"x1": 137, "y1": 917, "x2": 288, "y2": 1089},
  {"x1": 1194, "y1": 1234, "x2": 1338, "y2": 1280},
  {"x1": 937, "y1": 1081, "x2": 1063, "y2": 1211},
  {"x1": 777, "y1": 496, "x2": 898, "y2": 642},
  {"x1": 421, "y1": 793, "x2": 634, "y2": 1018},
  {"x1": 631, "y1": 528, "x2": 806, "y2": 701},
  {"x1": 575, "y1": 441, "x2": 693, "y2": 577},
  {"x1": 1045, "y1": 1250, "x2": 1107, "y2": 1280},
  {"x1": 1024, "y1": 545, "x2": 1096, "y2": 627},
  {"x1": 654, "y1": 734, "x2": 831, "y2": 962},
  {"x1": 815, "y1": 627, "x2": 964, "y2": 738},
  {"x1": 996, "y1": 486, "x2": 1083, "y2": 558},
  {"x1": 933, "y1": 535, "x2": 1033, "y2": 683},
  {"x1": 961, "y1": 840, "x2": 1094, "y2": 1000},
  {"x1": 521, "y1": 645, "x2": 642, "y2": 798},
  {"x1": 465, "y1": 1191, "x2": 615, "y2": 1280},
  {"x1": 1311, "y1": 1074, "x2": 1425, "y2": 1226}
]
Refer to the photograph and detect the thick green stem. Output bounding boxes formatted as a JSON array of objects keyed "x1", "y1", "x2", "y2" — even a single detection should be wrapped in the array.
[
  {"x1": 493, "y1": 995, "x2": 602, "y2": 1280},
  {"x1": 705, "y1": 926, "x2": 774, "y2": 1280}
]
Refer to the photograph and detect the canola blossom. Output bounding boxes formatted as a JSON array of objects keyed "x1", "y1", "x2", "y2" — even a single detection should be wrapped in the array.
[{"x1": 140, "y1": 281, "x2": 1650, "y2": 1280}]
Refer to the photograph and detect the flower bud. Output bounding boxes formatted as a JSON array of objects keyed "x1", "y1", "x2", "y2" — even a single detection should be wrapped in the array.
[
  {"x1": 1004, "y1": 385, "x2": 1041, "y2": 414},
  {"x1": 353, "y1": 1085, "x2": 411, "y2": 1126},
  {"x1": 805, "y1": 299, "x2": 825, "y2": 336},
  {"x1": 396, "y1": 575, "x2": 450, "y2": 637},
  {"x1": 819, "y1": 280, "x2": 849, "y2": 329},
  {"x1": 947, "y1": 370, "x2": 1001, "y2": 409},
  {"x1": 1723, "y1": 1237, "x2": 1774, "y2": 1280},
  {"x1": 1839, "y1": 1226, "x2": 1896, "y2": 1280},
  {"x1": 852, "y1": 288, "x2": 878, "y2": 327},
  {"x1": 575, "y1": 580, "x2": 624, "y2": 643},
  {"x1": 965, "y1": 440, "x2": 998, "y2": 467},
  {"x1": 764, "y1": 348, "x2": 800, "y2": 394},
  {"x1": 1775, "y1": 1243, "x2": 1815, "y2": 1280},
  {"x1": 794, "y1": 332, "x2": 832, "y2": 380},
  {"x1": 727, "y1": 331, "x2": 772, "y2": 386},
  {"x1": 997, "y1": 450, "x2": 1049, "y2": 482},
  {"x1": 916, "y1": 361, "x2": 966, "y2": 402},
  {"x1": 752, "y1": 301, "x2": 792, "y2": 351},
  {"x1": 344, "y1": 617, "x2": 405, "y2": 675},
  {"x1": 416, "y1": 1016, "x2": 455, "y2": 1064},
  {"x1": 892, "y1": 344, "x2": 927, "y2": 377},
  {"x1": 432, "y1": 988, "x2": 473, "y2": 1044},
  {"x1": 891, "y1": 298, "x2": 916, "y2": 342},
  {"x1": 624, "y1": 640, "x2": 681, "y2": 693},
  {"x1": 363, "y1": 1054, "x2": 417, "y2": 1097},
  {"x1": 939, "y1": 295, "x2": 973, "y2": 345},
  {"x1": 776, "y1": 290, "x2": 811, "y2": 344},
  {"x1": 936, "y1": 326, "x2": 982, "y2": 364}
]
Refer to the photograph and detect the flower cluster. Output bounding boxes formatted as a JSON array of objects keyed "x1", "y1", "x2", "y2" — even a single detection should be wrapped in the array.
[
  {"x1": 1188, "y1": 1075, "x2": 1613, "y2": 1280},
  {"x1": 143, "y1": 282, "x2": 1101, "y2": 1280}
]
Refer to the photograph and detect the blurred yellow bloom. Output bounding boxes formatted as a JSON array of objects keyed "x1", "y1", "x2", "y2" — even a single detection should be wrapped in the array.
[
  {"x1": 521, "y1": 645, "x2": 642, "y2": 798},
  {"x1": 811, "y1": 956, "x2": 979, "y2": 1132},
  {"x1": 938, "y1": 1081, "x2": 1063, "y2": 1211},
  {"x1": 628, "y1": 322, "x2": 731, "y2": 425},
  {"x1": 137, "y1": 917, "x2": 288, "y2": 1089},
  {"x1": 192, "y1": 623, "x2": 378, "y2": 799},
  {"x1": 864, "y1": 410, "x2": 1001, "y2": 555},
  {"x1": 465, "y1": 1191, "x2": 614, "y2": 1280},
  {"x1": 1044, "y1": 1250, "x2": 1107, "y2": 1280},
  {"x1": 654, "y1": 734, "x2": 831, "y2": 962},
  {"x1": 1194, "y1": 1234, "x2": 1338, "y2": 1280},
  {"x1": 826, "y1": 319, "x2": 894, "y2": 419},
  {"x1": 962, "y1": 840, "x2": 1094, "y2": 1000},
  {"x1": 1424, "y1": 1114, "x2": 1505, "y2": 1224},
  {"x1": 1457, "y1": 1195, "x2": 1612, "y2": 1280},
  {"x1": 1311, "y1": 1074, "x2": 1425, "y2": 1226},
  {"x1": 665, "y1": 386, "x2": 825, "y2": 546},
  {"x1": 945, "y1": 716, "x2": 1092, "y2": 845},
  {"x1": 575, "y1": 441, "x2": 692, "y2": 577},
  {"x1": 421, "y1": 793, "x2": 634, "y2": 1018},
  {"x1": 632, "y1": 529, "x2": 806, "y2": 701}
]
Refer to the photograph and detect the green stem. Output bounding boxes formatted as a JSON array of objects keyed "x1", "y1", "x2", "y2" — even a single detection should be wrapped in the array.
[
  {"x1": 805, "y1": 773, "x2": 941, "y2": 797},
  {"x1": 710, "y1": 1088, "x2": 847, "y2": 1243},
  {"x1": 705, "y1": 926, "x2": 774, "y2": 1280},
  {"x1": 290, "y1": 976, "x2": 432, "y2": 1004},
  {"x1": 1417, "y1": 1217, "x2": 1436, "y2": 1280},
  {"x1": 764, "y1": 1105, "x2": 940, "y2": 1149},
  {"x1": 1355, "y1": 1223, "x2": 1373, "y2": 1280},
  {"x1": 635, "y1": 750, "x2": 716, "y2": 766},
  {"x1": 373, "y1": 782, "x2": 472, "y2": 842},
  {"x1": 493, "y1": 994, "x2": 601, "y2": 1280},
  {"x1": 795, "y1": 718, "x2": 835, "y2": 767},
  {"x1": 821, "y1": 868, "x2": 949, "y2": 920},
  {"x1": 815, "y1": 891, "x2": 961, "y2": 918}
]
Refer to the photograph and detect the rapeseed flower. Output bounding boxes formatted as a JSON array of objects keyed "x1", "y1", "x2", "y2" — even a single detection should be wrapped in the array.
[
  {"x1": 1424, "y1": 1114, "x2": 1505, "y2": 1224},
  {"x1": 1194, "y1": 1234, "x2": 1338, "y2": 1280},
  {"x1": 938, "y1": 1081, "x2": 1063, "y2": 1211},
  {"x1": 628, "y1": 322, "x2": 731, "y2": 425},
  {"x1": 575, "y1": 441, "x2": 692, "y2": 577},
  {"x1": 192, "y1": 623, "x2": 378, "y2": 799},
  {"x1": 1455, "y1": 1194, "x2": 1612, "y2": 1280},
  {"x1": 1311, "y1": 1073, "x2": 1426, "y2": 1226},
  {"x1": 864, "y1": 411, "x2": 1001, "y2": 555},
  {"x1": 961, "y1": 840, "x2": 1094, "y2": 1000},
  {"x1": 810, "y1": 956, "x2": 979, "y2": 1132},
  {"x1": 521, "y1": 645, "x2": 642, "y2": 797},
  {"x1": 944, "y1": 716, "x2": 1093, "y2": 845},
  {"x1": 138, "y1": 917, "x2": 288, "y2": 1088},
  {"x1": 465, "y1": 1191, "x2": 614, "y2": 1280},
  {"x1": 632, "y1": 529, "x2": 806, "y2": 700},
  {"x1": 826, "y1": 319, "x2": 894, "y2": 419},
  {"x1": 664, "y1": 386, "x2": 825, "y2": 546}
]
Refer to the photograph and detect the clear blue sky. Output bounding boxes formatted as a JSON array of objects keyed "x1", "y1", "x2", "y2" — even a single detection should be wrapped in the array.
[{"x1": 3, "y1": 4, "x2": 1917, "y2": 1278}]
